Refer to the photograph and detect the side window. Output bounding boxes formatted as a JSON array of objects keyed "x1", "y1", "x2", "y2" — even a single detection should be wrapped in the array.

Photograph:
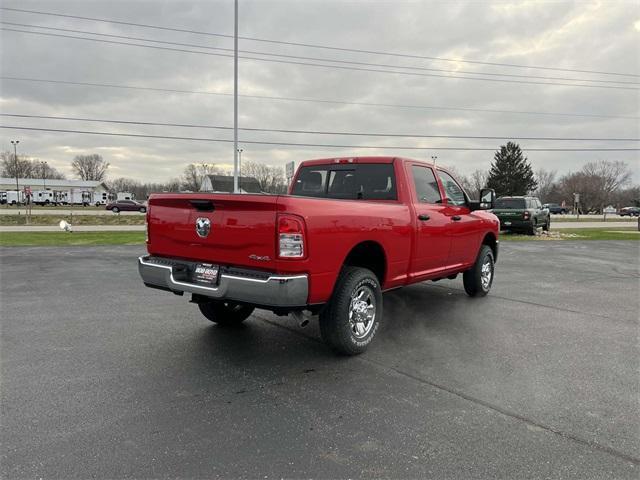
[
  {"x1": 411, "y1": 166, "x2": 442, "y2": 204},
  {"x1": 437, "y1": 170, "x2": 466, "y2": 206}
]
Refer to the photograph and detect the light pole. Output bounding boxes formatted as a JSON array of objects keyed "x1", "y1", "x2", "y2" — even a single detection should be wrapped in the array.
[
  {"x1": 42, "y1": 161, "x2": 48, "y2": 189},
  {"x1": 11, "y1": 140, "x2": 19, "y2": 205},
  {"x1": 431, "y1": 155, "x2": 437, "y2": 166},
  {"x1": 237, "y1": 148, "x2": 243, "y2": 191},
  {"x1": 232, "y1": 0, "x2": 239, "y2": 193}
]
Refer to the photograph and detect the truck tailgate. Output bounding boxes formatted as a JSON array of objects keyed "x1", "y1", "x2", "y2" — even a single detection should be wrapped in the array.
[{"x1": 147, "y1": 194, "x2": 279, "y2": 271}]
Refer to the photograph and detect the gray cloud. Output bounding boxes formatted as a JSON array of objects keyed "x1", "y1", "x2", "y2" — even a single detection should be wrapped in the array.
[{"x1": 1, "y1": 0, "x2": 638, "y2": 183}]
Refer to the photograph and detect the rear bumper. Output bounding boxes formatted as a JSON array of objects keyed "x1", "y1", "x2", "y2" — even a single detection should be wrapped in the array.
[
  {"x1": 138, "y1": 255, "x2": 308, "y2": 308},
  {"x1": 498, "y1": 218, "x2": 532, "y2": 229}
]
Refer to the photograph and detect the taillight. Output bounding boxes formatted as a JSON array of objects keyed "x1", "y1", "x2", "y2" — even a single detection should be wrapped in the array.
[
  {"x1": 278, "y1": 214, "x2": 306, "y2": 259},
  {"x1": 145, "y1": 208, "x2": 150, "y2": 243},
  {"x1": 523, "y1": 211, "x2": 530, "y2": 220}
]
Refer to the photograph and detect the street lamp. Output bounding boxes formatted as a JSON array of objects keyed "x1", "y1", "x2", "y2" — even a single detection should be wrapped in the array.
[
  {"x1": 431, "y1": 155, "x2": 438, "y2": 166},
  {"x1": 42, "y1": 161, "x2": 48, "y2": 189},
  {"x1": 10, "y1": 140, "x2": 19, "y2": 204}
]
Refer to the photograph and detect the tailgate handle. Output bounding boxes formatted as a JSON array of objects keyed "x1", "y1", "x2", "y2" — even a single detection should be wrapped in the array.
[{"x1": 189, "y1": 200, "x2": 215, "y2": 212}]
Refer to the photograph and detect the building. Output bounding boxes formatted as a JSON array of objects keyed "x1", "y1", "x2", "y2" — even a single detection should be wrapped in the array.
[
  {"x1": 201, "y1": 175, "x2": 262, "y2": 193},
  {"x1": 0, "y1": 178, "x2": 110, "y2": 195}
]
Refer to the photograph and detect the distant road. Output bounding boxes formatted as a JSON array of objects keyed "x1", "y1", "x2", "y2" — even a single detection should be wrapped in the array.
[
  {"x1": 0, "y1": 225, "x2": 145, "y2": 232},
  {"x1": 0, "y1": 208, "x2": 142, "y2": 216}
]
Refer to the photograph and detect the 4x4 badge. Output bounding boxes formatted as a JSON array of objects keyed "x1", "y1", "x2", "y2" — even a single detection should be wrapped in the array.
[{"x1": 195, "y1": 217, "x2": 211, "y2": 238}]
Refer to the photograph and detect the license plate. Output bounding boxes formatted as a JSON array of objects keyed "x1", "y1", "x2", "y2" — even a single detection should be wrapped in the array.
[
  {"x1": 504, "y1": 221, "x2": 512, "y2": 226},
  {"x1": 192, "y1": 263, "x2": 219, "y2": 285}
]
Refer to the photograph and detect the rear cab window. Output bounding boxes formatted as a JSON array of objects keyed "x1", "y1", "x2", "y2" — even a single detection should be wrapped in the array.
[
  {"x1": 495, "y1": 198, "x2": 526, "y2": 209},
  {"x1": 291, "y1": 163, "x2": 397, "y2": 200}
]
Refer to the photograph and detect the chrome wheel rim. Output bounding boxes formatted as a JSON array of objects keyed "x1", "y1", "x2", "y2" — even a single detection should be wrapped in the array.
[
  {"x1": 349, "y1": 285, "x2": 376, "y2": 339},
  {"x1": 481, "y1": 257, "x2": 493, "y2": 290}
]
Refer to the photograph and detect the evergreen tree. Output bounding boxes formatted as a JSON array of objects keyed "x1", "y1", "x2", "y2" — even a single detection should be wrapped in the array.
[{"x1": 487, "y1": 142, "x2": 537, "y2": 196}]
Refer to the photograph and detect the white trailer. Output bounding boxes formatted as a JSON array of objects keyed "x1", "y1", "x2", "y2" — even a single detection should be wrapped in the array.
[
  {"x1": 67, "y1": 190, "x2": 92, "y2": 206},
  {"x1": 117, "y1": 192, "x2": 135, "y2": 201},
  {"x1": 32, "y1": 190, "x2": 56, "y2": 206},
  {"x1": 92, "y1": 191, "x2": 112, "y2": 206},
  {"x1": 5, "y1": 190, "x2": 26, "y2": 205}
]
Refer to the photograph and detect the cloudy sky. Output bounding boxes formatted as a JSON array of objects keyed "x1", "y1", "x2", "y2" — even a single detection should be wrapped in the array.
[{"x1": 1, "y1": 0, "x2": 639, "y2": 183}]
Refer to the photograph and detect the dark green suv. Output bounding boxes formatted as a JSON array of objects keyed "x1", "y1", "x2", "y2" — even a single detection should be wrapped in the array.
[{"x1": 492, "y1": 196, "x2": 550, "y2": 235}]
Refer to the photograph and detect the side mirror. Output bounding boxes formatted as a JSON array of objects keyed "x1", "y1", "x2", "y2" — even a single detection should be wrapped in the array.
[
  {"x1": 479, "y1": 188, "x2": 495, "y2": 210},
  {"x1": 468, "y1": 188, "x2": 495, "y2": 211}
]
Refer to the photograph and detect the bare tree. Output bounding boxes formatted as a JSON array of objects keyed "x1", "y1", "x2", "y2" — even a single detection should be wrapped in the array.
[
  {"x1": 71, "y1": 154, "x2": 109, "y2": 181},
  {"x1": 181, "y1": 163, "x2": 222, "y2": 191},
  {"x1": 241, "y1": 161, "x2": 286, "y2": 193},
  {"x1": 559, "y1": 160, "x2": 632, "y2": 213},
  {"x1": 534, "y1": 168, "x2": 557, "y2": 203},
  {"x1": 1, "y1": 151, "x2": 35, "y2": 178},
  {"x1": 468, "y1": 169, "x2": 488, "y2": 199}
]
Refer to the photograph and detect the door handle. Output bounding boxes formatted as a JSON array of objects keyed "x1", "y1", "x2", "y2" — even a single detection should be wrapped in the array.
[
  {"x1": 418, "y1": 214, "x2": 430, "y2": 221},
  {"x1": 451, "y1": 215, "x2": 462, "y2": 221}
]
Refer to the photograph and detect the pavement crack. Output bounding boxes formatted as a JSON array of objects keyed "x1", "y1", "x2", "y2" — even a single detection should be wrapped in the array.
[{"x1": 255, "y1": 313, "x2": 640, "y2": 467}]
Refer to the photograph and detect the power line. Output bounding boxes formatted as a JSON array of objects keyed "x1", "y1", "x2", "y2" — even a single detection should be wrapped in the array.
[
  {"x1": 3, "y1": 21, "x2": 637, "y2": 87},
  {"x1": 2, "y1": 6, "x2": 638, "y2": 79},
  {"x1": 3, "y1": 113, "x2": 639, "y2": 142},
  {"x1": 4, "y1": 76, "x2": 637, "y2": 120},
  {"x1": 4, "y1": 28, "x2": 638, "y2": 91},
  {"x1": 1, "y1": 125, "x2": 638, "y2": 151}
]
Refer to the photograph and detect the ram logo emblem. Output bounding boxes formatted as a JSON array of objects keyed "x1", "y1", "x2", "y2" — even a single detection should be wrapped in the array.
[{"x1": 195, "y1": 217, "x2": 211, "y2": 238}]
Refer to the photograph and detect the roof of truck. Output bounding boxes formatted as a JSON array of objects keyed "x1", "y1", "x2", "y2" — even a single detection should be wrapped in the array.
[{"x1": 299, "y1": 156, "x2": 436, "y2": 167}]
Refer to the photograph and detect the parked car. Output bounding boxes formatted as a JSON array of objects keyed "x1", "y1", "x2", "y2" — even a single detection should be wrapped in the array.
[
  {"x1": 492, "y1": 196, "x2": 550, "y2": 235},
  {"x1": 543, "y1": 203, "x2": 569, "y2": 214},
  {"x1": 138, "y1": 157, "x2": 500, "y2": 355},
  {"x1": 619, "y1": 207, "x2": 640, "y2": 217},
  {"x1": 106, "y1": 199, "x2": 147, "y2": 213}
]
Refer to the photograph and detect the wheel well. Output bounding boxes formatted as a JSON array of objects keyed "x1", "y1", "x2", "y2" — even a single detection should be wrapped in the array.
[
  {"x1": 343, "y1": 241, "x2": 387, "y2": 285},
  {"x1": 482, "y1": 232, "x2": 497, "y2": 259}
]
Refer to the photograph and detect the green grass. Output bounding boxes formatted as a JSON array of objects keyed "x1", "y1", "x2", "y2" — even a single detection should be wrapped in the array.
[
  {"x1": 551, "y1": 217, "x2": 636, "y2": 222},
  {"x1": 0, "y1": 214, "x2": 145, "y2": 226},
  {"x1": 0, "y1": 231, "x2": 145, "y2": 246},
  {"x1": 501, "y1": 227, "x2": 640, "y2": 241}
]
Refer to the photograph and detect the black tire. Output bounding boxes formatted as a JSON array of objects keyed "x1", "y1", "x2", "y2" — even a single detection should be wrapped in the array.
[
  {"x1": 528, "y1": 221, "x2": 537, "y2": 236},
  {"x1": 139, "y1": 207, "x2": 146, "y2": 213},
  {"x1": 319, "y1": 266, "x2": 382, "y2": 355},
  {"x1": 198, "y1": 300, "x2": 254, "y2": 326},
  {"x1": 543, "y1": 217, "x2": 550, "y2": 231},
  {"x1": 112, "y1": 207, "x2": 119, "y2": 213},
  {"x1": 463, "y1": 245, "x2": 495, "y2": 297}
]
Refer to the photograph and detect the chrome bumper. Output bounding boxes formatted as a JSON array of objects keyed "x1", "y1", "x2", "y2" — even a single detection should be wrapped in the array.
[{"x1": 138, "y1": 255, "x2": 308, "y2": 307}]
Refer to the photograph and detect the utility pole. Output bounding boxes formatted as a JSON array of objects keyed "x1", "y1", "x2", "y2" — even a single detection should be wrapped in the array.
[
  {"x1": 42, "y1": 161, "x2": 47, "y2": 189},
  {"x1": 431, "y1": 155, "x2": 437, "y2": 166},
  {"x1": 237, "y1": 148, "x2": 243, "y2": 192},
  {"x1": 11, "y1": 140, "x2": 19, "y2": 206},
  {"x1": 233, "y1": 0, "x2": 239, "y2": 193}
]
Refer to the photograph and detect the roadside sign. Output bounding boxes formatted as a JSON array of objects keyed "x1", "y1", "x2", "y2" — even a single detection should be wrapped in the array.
[
  {"x1": 573, "y1": 193, "x2": 580, "y2": 203},
  {"x1": 285, "y1": 161, "x2": 295, "y2": 180}
]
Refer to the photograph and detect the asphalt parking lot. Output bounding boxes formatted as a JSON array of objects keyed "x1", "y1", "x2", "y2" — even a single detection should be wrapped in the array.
[{"x1": 1, "y1": 241, "x2": 639, "y2": 479}]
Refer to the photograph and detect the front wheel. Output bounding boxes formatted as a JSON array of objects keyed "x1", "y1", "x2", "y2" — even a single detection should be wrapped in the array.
[
  {"x1": 319, "y1": 266, "x2": 382, "y2": 355},
  {"x1": 139, "y1": 207, "x2": 147, "y2": 213},
  {"x1": 463, "y1": 245, "x2": 495, "y2": 297},
  {"x1": 198, "y1": 300, "x2": 254, "y2": 326},
  {"x1": 112, "y1": 207, "x2": 119, "y2": 213}
]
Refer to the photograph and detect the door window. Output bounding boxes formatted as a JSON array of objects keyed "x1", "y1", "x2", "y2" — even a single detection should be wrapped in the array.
[
  {"x1": 437, "y1": 171, "x2": 466, "y2": 206},
  {"x1": 411, "y1": 166, "x2": 441, "y2": 204}
]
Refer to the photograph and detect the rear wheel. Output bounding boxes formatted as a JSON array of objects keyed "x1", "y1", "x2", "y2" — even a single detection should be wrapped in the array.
[
  {"x1": 543, "y1": 217, "x2": 550, "y2": 231},
  {"x1": 139, "y1": 207, "x2": 147, "y2": 213},
  {"x1": 112, "y1": 207, "x2": 119, "y2": 213},
  {"x1": 463, "y1": 245, "x2": 495, "y2": 297},
  {"x1": 528, "y1": 221, "x2": 537, "y2": 236},
  {"x1": 319, "y1": 266, "x2": 382, "y2": 355},
  {"x1": 198, "y1": 300, "x2": 254, "y2": 326}
]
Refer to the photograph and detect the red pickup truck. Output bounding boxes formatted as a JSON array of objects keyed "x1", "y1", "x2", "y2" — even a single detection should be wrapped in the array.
[{"x1": 139, "y1": 157, "x2": 499, "y2": 354}]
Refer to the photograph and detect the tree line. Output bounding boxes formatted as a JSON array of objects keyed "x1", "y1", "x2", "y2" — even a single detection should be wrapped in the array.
[
  {"x1": 2, "y1": 144, "x2": 637, "y2": 211},
  {"x1": 449, "y1": 142, "x2": 637, "y2": 212}
]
